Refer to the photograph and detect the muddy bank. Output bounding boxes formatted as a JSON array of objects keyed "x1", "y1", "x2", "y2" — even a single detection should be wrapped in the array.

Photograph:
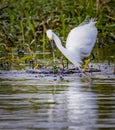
[
  {"x1": 26, "y1": 66, "x2": 101, "y2": 74},
  {"x1": 0, "y1": 63, "x2": 114, "y2": 81}
]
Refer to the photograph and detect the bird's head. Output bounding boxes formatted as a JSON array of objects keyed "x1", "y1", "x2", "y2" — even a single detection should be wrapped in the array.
[
  {"x1": 46, "y1": 29, "x2": 55, "y2": 50},
  {"x1": 46, "y1": 29, "x2": 54, "y2": 40}
]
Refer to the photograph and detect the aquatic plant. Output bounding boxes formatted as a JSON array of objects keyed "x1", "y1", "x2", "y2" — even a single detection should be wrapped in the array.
[{"x1": 0, "y1": 0, "x2": 114, "y2": 70}]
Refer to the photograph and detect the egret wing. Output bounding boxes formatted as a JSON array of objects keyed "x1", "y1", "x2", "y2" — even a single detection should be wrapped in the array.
[{"x1": 66, "y1": 21, "x2": 97, "y2": 57}]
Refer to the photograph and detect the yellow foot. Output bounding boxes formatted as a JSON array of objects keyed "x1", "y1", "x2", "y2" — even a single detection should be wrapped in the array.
[
  {"x1": 34, "y1": 64, "x2": 42, "y2": 69},
  {"x1": 83, "y1": 59, "x2": 91, "y2": 72}
]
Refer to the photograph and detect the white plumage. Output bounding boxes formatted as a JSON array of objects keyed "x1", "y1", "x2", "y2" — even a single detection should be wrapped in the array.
[{"x1": 46, "y1": 19, "x2": 98, "y2": 67}]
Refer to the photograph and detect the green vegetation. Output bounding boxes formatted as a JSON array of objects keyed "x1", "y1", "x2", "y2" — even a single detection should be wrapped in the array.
[{"x1": 0, "y1": 0, "x2": 115, "y2": 70}]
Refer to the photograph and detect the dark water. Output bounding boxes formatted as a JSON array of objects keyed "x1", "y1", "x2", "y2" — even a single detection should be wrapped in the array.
[{"x1": 0, "y1": 70, "x2": 115, "y2": 130}]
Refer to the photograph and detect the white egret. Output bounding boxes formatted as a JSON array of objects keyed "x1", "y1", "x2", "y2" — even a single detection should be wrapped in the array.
[{"x1": 46, "y1": 18, "x2": 98, "y2": 71}]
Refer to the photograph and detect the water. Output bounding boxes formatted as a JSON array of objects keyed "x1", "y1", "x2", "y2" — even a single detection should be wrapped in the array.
[{"x1": 0, "y1": 70, "x2": 115, "y2": 130}]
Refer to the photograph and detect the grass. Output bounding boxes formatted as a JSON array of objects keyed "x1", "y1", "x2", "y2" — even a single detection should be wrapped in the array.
[{"x1": 0, "y1": 0, "x2": 115, "y2": 70}]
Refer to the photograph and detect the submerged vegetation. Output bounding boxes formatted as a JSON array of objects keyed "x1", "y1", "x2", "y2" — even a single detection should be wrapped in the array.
[{"x1": 0, "y1": 0, "x2": 115, "y2": 70}]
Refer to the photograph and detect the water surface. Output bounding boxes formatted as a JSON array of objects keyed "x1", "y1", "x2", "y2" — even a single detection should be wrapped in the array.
[{"x1": 0, "y1": 69, "x2": 115, "y2": 130}]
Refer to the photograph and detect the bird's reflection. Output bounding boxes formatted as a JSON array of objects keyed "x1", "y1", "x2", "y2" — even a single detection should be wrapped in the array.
[{"x1": 48, "y1": 79, "x2": 98, "y2": 129}]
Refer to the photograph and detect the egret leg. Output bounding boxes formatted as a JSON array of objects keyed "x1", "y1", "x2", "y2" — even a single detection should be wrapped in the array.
[
  {"x1": 61, "y1": 57, "x2": 69, "y2": 69},
  {"x1": 66, "y1": 59, "x2": 69, "y2": 69},
  {"x1": 83, "y1": 59, "x2": 90, "y2": 72},
  {"x1": 83, "y1": 53, "x2": 95, "y2": 72}
]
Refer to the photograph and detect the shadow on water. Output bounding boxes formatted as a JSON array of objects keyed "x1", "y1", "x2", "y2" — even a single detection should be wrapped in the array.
[{"x1": 0, "y1": 74, "x2": 115, "y2": 130}]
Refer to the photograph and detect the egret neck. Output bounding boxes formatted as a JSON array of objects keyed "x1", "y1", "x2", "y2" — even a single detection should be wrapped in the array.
[{"x1": 53, "y1": 33, "x2": 81, "y2": 67}]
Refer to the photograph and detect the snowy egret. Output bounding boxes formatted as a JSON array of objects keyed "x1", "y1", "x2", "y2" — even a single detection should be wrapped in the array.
[{"x1": 46, "y1": 18, "x2": 98, "y2": 71}]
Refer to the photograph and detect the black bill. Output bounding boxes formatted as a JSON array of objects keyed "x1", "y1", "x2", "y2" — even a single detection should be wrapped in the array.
[{"x1": 49, "y1": 39, "x2": 55, "y2": 51}]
